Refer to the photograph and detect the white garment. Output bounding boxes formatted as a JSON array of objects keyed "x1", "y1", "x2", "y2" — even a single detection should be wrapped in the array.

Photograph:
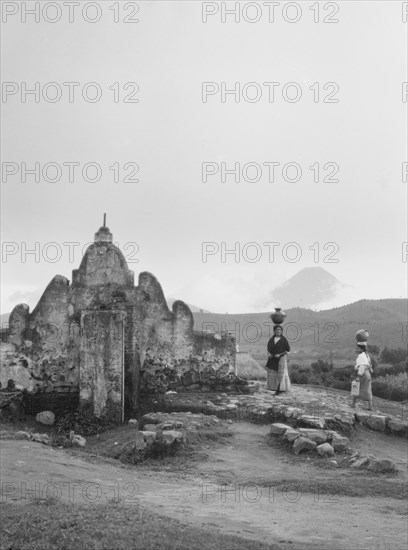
[
  {"x1": 355, "y1": 352, "x2": 372, "y2": 376},
  {"x1": 278, "y1": 354, "x2": 291, "y2": 392}
]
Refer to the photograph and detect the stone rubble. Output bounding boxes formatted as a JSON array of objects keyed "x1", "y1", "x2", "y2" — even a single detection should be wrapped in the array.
[
  {"x1": 268, "y1": 422, "x2": 398, "y2": 473},
  {"x1": 137, "y1": 410, "x2": 224, "y2": 452},
  {"x1": 158, "y1": 385, "x2": 407, "y2": 438}
]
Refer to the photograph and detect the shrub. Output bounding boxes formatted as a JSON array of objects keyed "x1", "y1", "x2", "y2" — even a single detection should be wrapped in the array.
[
  {"x1": 333, "y1": 366, "x2": 353, "y2": 382},
  {"x1": 373, "y1": 362, "x2": 407, "y2": 379},
  {"x1": 297, "y1": 373, "x2": 310, "y2": 385},
  {"x1": 371, "y1": 373, "x2": 408, "y2": 402},
  {"x1": 288, "y1": 364, "x2": 311, "y2": 384},
  {"x1": 56, "y1": 411, "x2": 118, "y2": 437},
  {"x1": 380, "y1": 347, "x2": 408, "y2": 365},
  {"x1": 49, "y1": 434, "x2": 73, "y2": 448},
  {"x1": 287, "y1": 357, "x2": 407, "y2": 402},
  {"x1": 311, "y1": 359, "x2": 333, "y2": 375}
]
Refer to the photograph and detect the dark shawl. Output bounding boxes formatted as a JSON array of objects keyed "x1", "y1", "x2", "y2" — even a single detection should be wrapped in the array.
[{"x1": 266, "y1": 335, "x2": 290, "y2": 371}]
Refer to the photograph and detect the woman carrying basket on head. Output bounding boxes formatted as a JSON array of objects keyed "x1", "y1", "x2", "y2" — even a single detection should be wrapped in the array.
[
  {"x1": 352, "y1": 342, "x2": 373, "y2": 411},
  {"x1": 265, "y1": 325, "x2": 291, "y2": 396}
]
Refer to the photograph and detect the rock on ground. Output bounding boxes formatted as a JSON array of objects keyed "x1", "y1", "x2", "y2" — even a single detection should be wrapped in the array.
[
  {"x1": 297, "y1": 415, "x2": 325, "y2": 429},
  {"x1": 161, "y1": 430, "x2": 184, "y2": 445},
  {"x1": 298, "y1": 428, "x2": 327, "y2": 444},
  {"x1": 366, "y1": 415, "x2": 387, "y2": 432},
  {"x1": 35, "y1": 411, "x2": 55, "y2": 426},
  {"x1": 31, "y1": 433, "x2": 50, "y2": 445},
  {"x1": 331, "y1": 434, "x2": 350, "y2": 452},
  {"x1": 15, "y1": 431, "x2": 31, "y2": 440},
  {"x1": 388, "y1": 420, "x2": 408, "y2": 436},
  {"x1": 293, "y1": 436, "x2": 317, "y2": 455},
  {"x1": 367, "y1": 455, "x2": 398, "y2": 474},
  {"x1": 283, "y1": 428, "x2": 301, "y2": 443},
  {"x1": 134, "y1": 432, "x2": 147, "y2": 451},
  {"x1": 141, "y1": 431, "x2": 157, "y2": 445},
  {"x1": 317, "y1": 443, "x2": 335, "y2": 457},
  {"x1": 351, "y1": 456, "x2": 369, "y2": 469},
  {"x1": 270, "y1": 423, "x2": 291, "y2": 436}
]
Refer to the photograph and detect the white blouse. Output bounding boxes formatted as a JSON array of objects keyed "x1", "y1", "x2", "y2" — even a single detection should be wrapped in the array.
[{"x1": 355, "y1": 352, "x2": 372, "y2": 375}]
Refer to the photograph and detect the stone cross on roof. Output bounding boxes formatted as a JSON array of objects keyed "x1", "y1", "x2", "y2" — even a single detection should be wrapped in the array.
[{"x1": 95, "y1": 214, "x2": 112, "y2": 243}]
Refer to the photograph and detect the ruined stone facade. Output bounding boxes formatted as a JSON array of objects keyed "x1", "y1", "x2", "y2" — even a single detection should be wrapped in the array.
[{"x1": 1, "y1": 225, "x2": 237, "y2": 419}]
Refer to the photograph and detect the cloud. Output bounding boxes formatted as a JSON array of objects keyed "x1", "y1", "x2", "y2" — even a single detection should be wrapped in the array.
[{"x1": 1, "y1": 286, "x2": 43, "y2": 314}]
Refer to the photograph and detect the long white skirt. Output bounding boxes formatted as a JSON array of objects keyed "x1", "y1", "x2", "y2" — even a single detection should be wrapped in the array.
[{"x1": 267, "y1": 355, "x2": 291, "y2": 392}]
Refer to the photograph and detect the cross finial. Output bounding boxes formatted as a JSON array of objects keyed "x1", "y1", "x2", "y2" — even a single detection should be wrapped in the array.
[{"x1": 103, "y1": 213, "x2": 106, "y2": 227}]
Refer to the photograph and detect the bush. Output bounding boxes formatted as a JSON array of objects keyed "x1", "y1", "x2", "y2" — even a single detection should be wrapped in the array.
[
  {"x1": 288, "y1": 357, "x2": 408, "y2": 402},
  {"x1": 297, "y1": 373, "x2": 310, "y2": 385},
  {"x1": 288, "y1": 364, "x2": 311, "y2": 384},
  {"x1": 49, "y1": 434, "x2": 73, "y2": 448},
  {"x1": 333, "y1": 366, "x2": 353, "y2": 382},
  {"x1": 380, "y1": 347, "x2": 408, "y2": 365},
  {"x1": 56, "y1": 411, "x2": 118, "y2": 437},
  {"x1": 311, "y1": 359, "x2": 333, "y2": 375},
  {"x1": 371, "y1": 373, "x2": 408, "y2": 402},
  {"x1": 373, "y1": 362, "x2": 407, "y2": 379}
]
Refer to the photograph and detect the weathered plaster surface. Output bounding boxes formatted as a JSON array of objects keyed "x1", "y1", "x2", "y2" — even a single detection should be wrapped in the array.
[
  {"x1": 1, "y1": 225, "x2": 238, "y2": 418},
  {"x1": 80, "y1": 310, "x2": 125, "y2": 419}
]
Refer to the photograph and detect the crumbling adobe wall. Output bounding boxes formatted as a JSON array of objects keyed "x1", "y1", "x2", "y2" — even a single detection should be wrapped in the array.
[
  {"x1": 8, "y1": 303, "x2": 29, "y2": 348},
  {"x1": 0, "y1": 342, "x2": 34, "y2": 391},
  {"x1": 137, "y1": 273, "x2": 238, "y2": 395},
  {"x1": 0, "y1": 339, "x2": 78, "y2": 394},
  {"x1": 2, "y1": 269, "x2": 238, "y2": 399},
  {"x1": 1, "y1": 275, "x2": 79, "y2": 393},
  {"x1": 29, "y1": 275, "x2": 71, "y2": 351},
  {"x1": 1, "y1": 228, "x2": 239, "y2": 415}
]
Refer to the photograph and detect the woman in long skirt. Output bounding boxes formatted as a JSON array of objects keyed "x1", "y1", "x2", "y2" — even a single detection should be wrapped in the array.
[
  {"x1": 265, "y1": 325, "x2": 291, "y2": 395},
  {"x1": 352, "y1": 342, "x2": 373, "y2": 410}
]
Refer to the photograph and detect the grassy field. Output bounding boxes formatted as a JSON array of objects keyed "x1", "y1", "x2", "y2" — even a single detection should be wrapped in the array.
[{"x1": 0, "y1": 501, "x2": 277, "y2": 550}]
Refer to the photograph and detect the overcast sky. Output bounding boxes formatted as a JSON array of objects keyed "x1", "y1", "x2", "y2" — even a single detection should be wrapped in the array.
[{"x1": 1, "y1": 1, "x2": 407, "y2": 314}]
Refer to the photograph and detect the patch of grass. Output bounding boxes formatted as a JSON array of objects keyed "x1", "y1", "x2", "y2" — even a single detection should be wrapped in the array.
[
  {"x1": 231, "y1": 476, "x2": 406, "y2": 501},
  {"x1": 0, "y1": 502, "x2": 278, "y2": 550},
  {"x1": 183, "y1": 424, "x2": 233, "y2": 445}
]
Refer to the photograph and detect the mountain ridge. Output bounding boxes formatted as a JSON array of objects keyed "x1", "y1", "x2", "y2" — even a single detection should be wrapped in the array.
[{"x1": 192, "y1": 298, "x2": 408, "y2": 362}]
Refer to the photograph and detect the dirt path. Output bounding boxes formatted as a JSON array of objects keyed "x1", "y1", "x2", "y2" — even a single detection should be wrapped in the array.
[
  {"x1": 193, "y1": 422, "x2": 408, "y2": 485},
  {"x1": 1, "y1": 423, "x2": 407, "y2": 550}
]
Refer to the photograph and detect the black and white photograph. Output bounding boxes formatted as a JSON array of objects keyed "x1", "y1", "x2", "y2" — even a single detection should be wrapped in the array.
[{"x1": 1, "y1": 1, "x2": 407, "y2": 549}]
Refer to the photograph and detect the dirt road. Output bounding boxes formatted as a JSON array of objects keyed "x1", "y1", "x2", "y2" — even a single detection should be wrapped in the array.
[{"x1": 1, "y1": 422, "x2": 407, "y2": 550}]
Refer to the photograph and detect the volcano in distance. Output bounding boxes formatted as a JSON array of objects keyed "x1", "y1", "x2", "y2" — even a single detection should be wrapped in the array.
[
  {"x1": 267, "y1": 267, "x2": 350, "y2": 309},
  {"x1": 166, "y1": 299, "x2": 212, "y2": 314}
]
